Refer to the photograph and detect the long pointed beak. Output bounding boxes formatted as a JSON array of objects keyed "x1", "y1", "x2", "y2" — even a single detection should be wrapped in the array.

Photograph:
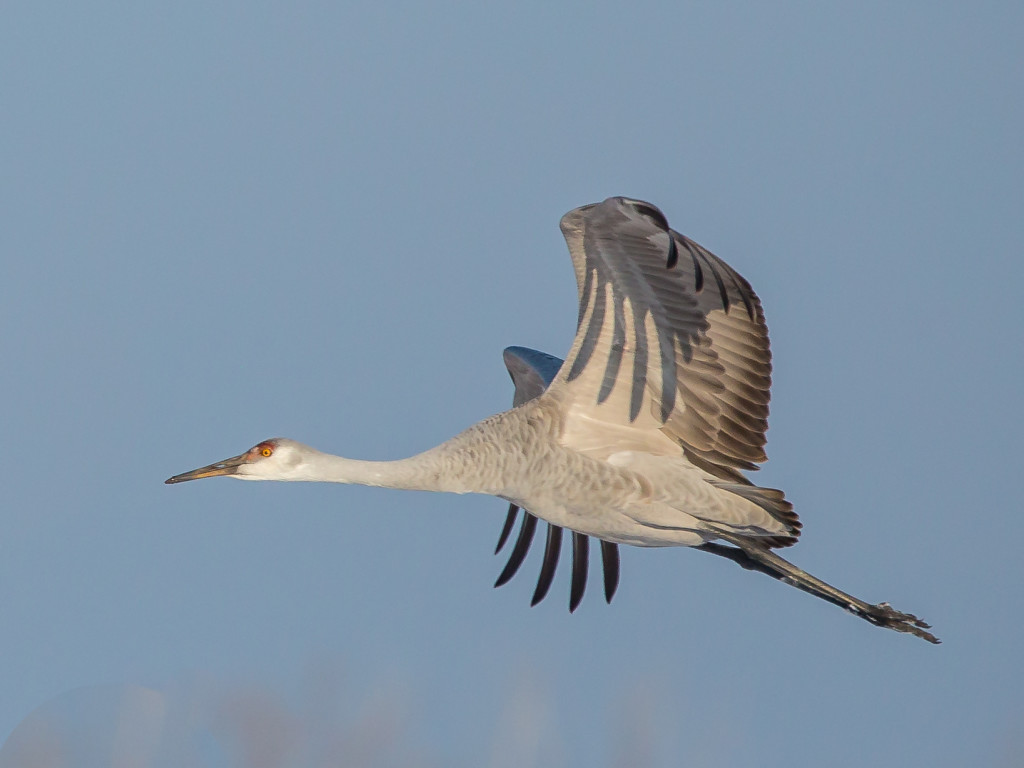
[{"x1": 165, "y1": 452, "x2": 248, "y2": 484}]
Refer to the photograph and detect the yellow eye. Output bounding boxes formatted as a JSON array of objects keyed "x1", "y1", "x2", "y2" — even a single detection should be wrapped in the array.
[{"x1": 259, "y1": 445, "x2": 273, "y2": 457}]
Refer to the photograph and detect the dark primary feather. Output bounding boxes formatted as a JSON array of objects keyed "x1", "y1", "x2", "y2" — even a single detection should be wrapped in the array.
[
  {"x1": 494, "y1": 513, "x2": 537, "y2": 588},
  {"x1": 492, "y1": 505, "x2": 622, "y2": 610},
  {"x1": 625, "y1": 199, "x2": 679, "y2": 270},
  {"x1": 495, "y1": 503, "x2": 518, "y2": 553},
  {"x1": 569, "y1": 533, "x2": 589, "y2": 612},
  {"x1": 600, "y1": 540, "x2": 620, "y2": 603},
  {"x1": 531, "y1": 525, "x2": 563, "y2": 606}
]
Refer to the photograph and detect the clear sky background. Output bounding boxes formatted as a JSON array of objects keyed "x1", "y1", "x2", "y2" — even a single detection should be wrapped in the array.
[{"x1": 2, "y1": 2, "x2": 1022, "y2": 766}]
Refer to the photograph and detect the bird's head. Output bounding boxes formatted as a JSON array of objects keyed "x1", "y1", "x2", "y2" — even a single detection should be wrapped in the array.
[{"x1": 165, "y1": 438, "x2": 315, "y2": 484}]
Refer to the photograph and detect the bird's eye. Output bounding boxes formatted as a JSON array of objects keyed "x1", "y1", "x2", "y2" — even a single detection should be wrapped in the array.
[{"x1": 259, "y1": 445, "x2": 273, "y2": 457}]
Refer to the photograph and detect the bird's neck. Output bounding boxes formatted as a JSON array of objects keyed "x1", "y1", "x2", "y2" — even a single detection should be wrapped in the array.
[
  {"x1": 291, "y1": 406, "x2": 547, "y2": 495},
  {"x1": 301, "y1": 448, "x2": 474, "y2": 494}
]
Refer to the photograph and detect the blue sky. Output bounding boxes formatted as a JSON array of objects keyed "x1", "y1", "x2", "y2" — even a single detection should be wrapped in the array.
[{"x1": 2, "y1": 2, "x2": 1022, "y2": 766}]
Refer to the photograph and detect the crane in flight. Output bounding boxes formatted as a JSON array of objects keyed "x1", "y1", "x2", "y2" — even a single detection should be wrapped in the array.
[{"x1": 167, "y1": 196, "x2": 938, "y2": 643}]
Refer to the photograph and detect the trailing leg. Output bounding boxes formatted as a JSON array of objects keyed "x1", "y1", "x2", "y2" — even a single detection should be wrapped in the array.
[{"x1": 698, "y1": 535, "x2": 939, "y2": 644}]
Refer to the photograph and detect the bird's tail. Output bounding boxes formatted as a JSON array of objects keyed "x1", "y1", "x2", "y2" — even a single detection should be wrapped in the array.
[{"x1": 711, "y1": 482, "x2": 801, "y2": 548}]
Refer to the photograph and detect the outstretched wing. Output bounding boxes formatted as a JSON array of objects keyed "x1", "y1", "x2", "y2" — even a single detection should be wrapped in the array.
[
  {"x1": 552, "y1": 197, "x2": 772, "y2": 481},
  {"x1": 493, "y1": 346, "x2": 620, "y2": 610}
]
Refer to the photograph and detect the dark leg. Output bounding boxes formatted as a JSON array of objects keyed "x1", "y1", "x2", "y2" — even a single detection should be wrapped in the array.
[{"x1": 697, "y1": 538, "x2": 939, "y2": 644}]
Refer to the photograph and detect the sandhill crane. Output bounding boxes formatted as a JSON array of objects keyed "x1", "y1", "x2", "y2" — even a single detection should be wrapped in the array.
[{"x1": 167, "y1": 196, "x2": 938, "y2": 643}]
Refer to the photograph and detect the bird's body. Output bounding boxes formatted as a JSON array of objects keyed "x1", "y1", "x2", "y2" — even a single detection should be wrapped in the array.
[
  {"x1": 214, "y1": 385, "x2": 789, "y2": 549},
  {"x1": 168, "y1": 196, "x2": 938, "y2": 643}
]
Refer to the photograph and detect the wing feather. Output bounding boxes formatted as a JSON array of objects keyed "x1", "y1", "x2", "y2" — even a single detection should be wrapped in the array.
[
  {"x1": 552, "y1": 197, "x2": 773, "y2": 479},
  {"x1": 497, "y1": 345, "x2": 623, "y2": 605}
]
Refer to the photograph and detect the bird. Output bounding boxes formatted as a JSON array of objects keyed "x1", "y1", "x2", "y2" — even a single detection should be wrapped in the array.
[{"x1": 166, "y1": 196, "x2": 938, "y2": 643}]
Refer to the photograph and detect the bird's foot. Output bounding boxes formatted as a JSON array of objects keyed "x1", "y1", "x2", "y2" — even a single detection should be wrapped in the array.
[{"x1": 855, "y1": 601, "x2": 941, "y2": 644}]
